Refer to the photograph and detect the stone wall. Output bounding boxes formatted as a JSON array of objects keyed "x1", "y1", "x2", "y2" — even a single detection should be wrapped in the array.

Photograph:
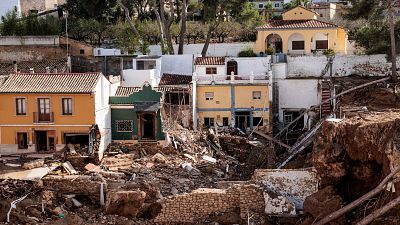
[
  {"x1": 0, "y1": 46, "x2": 65, "y2": 61},
  {"x1": 154, "y1": 185, "x2": 265, "y2": 223}
]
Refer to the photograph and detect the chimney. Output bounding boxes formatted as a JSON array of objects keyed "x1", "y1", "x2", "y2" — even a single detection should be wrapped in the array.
[
  {"x1": 45, "y1": 67, "x2": 51, "y2": 73},
  {"x1": 53, "y1": 66, "x2": 58, "y2": 73},
  {"x1": 13, "y1": 61, "x2": 17, "y2": 73},
  {"x1": 29, "y1": 68, "x2": 35, "y2": 74}
]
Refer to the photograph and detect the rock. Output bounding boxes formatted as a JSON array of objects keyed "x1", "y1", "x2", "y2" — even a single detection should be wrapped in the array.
[
  {"x1": 51, "y1": 207, "x2": 64, "y2": 216},
  {"x1": 85, "y1": 163, "x2": 101, "y2": 173},
  {"x1": 42, "y1": 190, "x2": 55, "y2": 206},
  {"x1": 303, "y1": 186, "x2": 345, "y2": 225},
  {"x1": 22, "y1": 159, "x2": 44, "y2": 170},
  {"x1": 105, "y1": 190, "x2": 146, "y2": 218},
  {"x1": 152, "y1": 153, "x2": 167, "y2": 164},
  {"x1": 171, "y1": 187, "x2": 178, "y2": 195},
  {"x1": 71, "y1": 198, "x2": 83, "y2": 208}
]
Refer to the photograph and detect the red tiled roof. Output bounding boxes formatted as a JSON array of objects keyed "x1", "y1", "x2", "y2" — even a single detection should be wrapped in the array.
[
  {"x1": 0, "y1": 73, "x2": 101, "y2": 93},
  {"x1": 195, "y1": 57, "x2": 225, "y2": 65},
  {"x1": 114, "y1": 86, "x2": 140, "y2": 97},
  {"x1": 0, "y1": 59, "x2": 67, "y2": 75},
  {"x1": 256, "y1": 19, "x2": 338, "y2": 30},
  {"x1": 159, "y1": 73, "x2": 192, "y2": 86}
]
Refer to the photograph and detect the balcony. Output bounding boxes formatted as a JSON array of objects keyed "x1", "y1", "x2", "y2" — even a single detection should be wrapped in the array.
[
  {"x1": 195, "y1": 74, "x2": 269, "y2": 85},
  {"x1": 33, "y1": 112, "x2": 54, "y2": 123}
]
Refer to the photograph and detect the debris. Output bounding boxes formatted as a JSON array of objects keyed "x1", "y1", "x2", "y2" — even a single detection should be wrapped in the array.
[
  {"x1": 84, "y1": 163, "x2": 101, "y2": 173},
  {"x1": 152, "y1": 153, "x2": 167, "y2": 164},
  {"x1": 5, "y1": 163, "x2": 21, "y2": 167},
  {"x1": 202, "y1": 155, "x2": 217, "y2": 164},
  {"x1": 7, "y1": 193, "x2": 30, "y2": 222},
  {"x1": 22, "y1": 159, "x2": 45, "y2": 170},
  {"x1": 264, "y1": 194, "x2": 296, "y2": 215},
  {"x1": 62, "y1": 161, "x2": 78, "y2": 175},
  {"x1": 71, "y1": 198, "x2": 83, "y2": 208},
  {"x1": 0, "y1": 165, "x2": 57, "y2": 180},
  {"x1": 105, "y1": 190, "x2": 146, "y2": 218}
]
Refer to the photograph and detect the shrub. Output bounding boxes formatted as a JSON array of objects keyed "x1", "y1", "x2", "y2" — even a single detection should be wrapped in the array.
[{"x1": 238, "y1": 47, "x2": 257, "y2": 57}]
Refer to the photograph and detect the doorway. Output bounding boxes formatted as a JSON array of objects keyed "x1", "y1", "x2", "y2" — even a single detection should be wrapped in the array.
[
  {"x1": 141, "y1": 113, "x2": 156, "y2": 140},
  {"x1": 227, "y1": 60, "x2": 238, "y2": 75},
  {"x1": 235, "y1": 111, "x2": 250, "y2": 131},
  {"x1": 35, "y1": 131, "x2": 47, "y2": 151}
]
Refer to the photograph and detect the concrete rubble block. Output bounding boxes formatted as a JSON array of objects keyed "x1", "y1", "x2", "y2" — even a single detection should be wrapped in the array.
[
  {"x1": 152, "y1": 153, "x2": 167, "y2": 164},
  {"x1": 264, "y1": 194, "x2": 296, "y2": 215},
  {"x1": 105, "y1": 190, "x2": 146, "y2": 218},
  {"x1": 85, "y1": 163, "x2": 102, "y2": 173},
  {"x1": 22, "y1": 159, "x2": 45, "y2": 170},
  {"x1": 42, "y1": 175, "x2": 106, "y2": 203}
]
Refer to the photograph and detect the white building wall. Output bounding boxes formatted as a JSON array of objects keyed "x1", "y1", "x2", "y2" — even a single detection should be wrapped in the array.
[
  {"x1": 195, "y1": 65, "x2": 226, "y2": 76},
  {"x1": 228, "y1": 57, "x2": 271, "y2": 75},
  {"x1": 94, "y1": 74, "x2": 111, "y2": 160},
  {"x1": 123, "y1": 69, "x2": 159, "y2": 87},
  {"x1": 0, "y1": 36, "x2": 60, "y2": 46},
  {"x1": 161, "y1": 55, "x2": 194, "y2": 75},
  {"x1": 94, "y1": 48, "x2": 122, "y2": 56}
]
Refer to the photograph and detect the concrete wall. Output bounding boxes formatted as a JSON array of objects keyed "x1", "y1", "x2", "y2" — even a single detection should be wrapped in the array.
[
  {"x1": 195, "y1": 65, "x2": 225, "y2": 76},
  {"x1": 227, "y1": 56, "x2": 271, "y2": 75},
  {"x1": 94, "y1": 74, "x2": 112, "y2": 160},
  {"x1": 148, "y1": 42, "x2": 254, "y2": 57},
  {"x1": 0, "y1": 36, "x2": 59, "y2": 46},
  {"x1": 122, "y1": 69, "x2": 159, "y2": 87},
  {"x1": 286, "y1": 54, "x2": 392, "y2": 77},
  {"x1": 0, "y1": 45, "x2": 66, "y2": 61},
  {"x1": 94, "y1": 48, "x2": 122, "y2": 56}
]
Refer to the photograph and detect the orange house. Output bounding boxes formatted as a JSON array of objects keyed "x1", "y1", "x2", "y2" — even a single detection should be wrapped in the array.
[{"x1": 0, "y1": 72, "x2": 111, "y2": 156}]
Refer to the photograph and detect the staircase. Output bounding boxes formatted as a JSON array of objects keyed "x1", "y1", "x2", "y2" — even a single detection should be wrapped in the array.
[{"x1": 320, "y1": 81, "x2": 332, "y2": 118}]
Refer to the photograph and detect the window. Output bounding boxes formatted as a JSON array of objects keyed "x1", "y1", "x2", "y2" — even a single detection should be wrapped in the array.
[
  {"x1": 205, "y1": 92, "x2": 214, "y2": 101},
  {"x1": 137, "y1": 61, "x2": 144, "y2": 70},
  {"x1": 206, "y1": 67, "x2": 217, "y2": 74},
  {"x1": 253, "y1": 91, "x2": 261, "y2": 100},
  {"x1": 17, "y1": 132, "x2": 28, "y2": 149},
  {"x1": 62, "y1": 98, "x2": 73, "y2": 115},
  {"x1": 258, "y1": 3, "x2": 264, "y2": 8},
  {"x1": 223, "y1": 117, "x2": 229, "y2": 127},
  {"x1": 97, "y1": 49, "x2": 101, "y2": 55},
  {"x1": 253, "y1": 117, "x2": 264, "y2": 126},
  {"x1": 320, "y1": 13, "x2": 324, "y2": 17},
  {"x1": 316, "y1": 40, "x2": 328, "y2": 50},
  {"x1": 283, "y1": 111, "x2": 304, "y2": 130},
  {"x1": 274, "y1": 3, "x2": 279, "y2": 7},
  {"x1": 80, "y1": 49, "x2": 85, "y2": 54},
  {"x1": 204, "y1": 117, "x2": 215, "y2": 127},
  {"x1": 292, "y1": 41, "x2": 305, "y2": 50},
  {"x1": 16, "y1": 98, "x2": 26, "y2": 115},
  {"x1": 116, "y1": 120, "x2": 133, "y2": 132},
  {"x1": 284, "y1": 113, "x2": 293, "y2": 125}
]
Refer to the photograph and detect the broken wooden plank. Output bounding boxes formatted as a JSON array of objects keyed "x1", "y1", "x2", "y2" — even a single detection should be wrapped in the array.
[
  {"x1": 314, "y1": 167, "x2": 400, "y2": 225},
  {"x1": 253, "y1": 130, "x2": 290, "y2": 149},
  {"x1": 356, "y1": 195, "x2": 400, "y2": 225}
]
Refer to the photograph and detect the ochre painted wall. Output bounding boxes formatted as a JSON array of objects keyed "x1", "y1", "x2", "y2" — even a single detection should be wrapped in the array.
[
  {"x1": 254, "y1": 28, "x2": 347, "y2": 54},
  {"x1": 0, "y1": 93, "x2": 95, "y2": 146},
  {"x1": 282, "y1": 7, "x2": 318, "y2": 20},
  {"x1": 197, "y1": 85, "x2": 231, "y2": 109},
  {"x1": 234, "y1": 85, "x2": 269, "y2": 109}
]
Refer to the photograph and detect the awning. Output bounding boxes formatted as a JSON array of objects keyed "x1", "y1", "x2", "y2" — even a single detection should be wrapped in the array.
[{"x1": 134, "y1": 102, "x2": 160, "y2": 112}]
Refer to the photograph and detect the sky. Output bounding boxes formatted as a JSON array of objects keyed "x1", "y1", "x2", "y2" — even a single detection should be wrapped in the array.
[{"x1": 0, "y1": 0, "x2": 20, "y2": 19}]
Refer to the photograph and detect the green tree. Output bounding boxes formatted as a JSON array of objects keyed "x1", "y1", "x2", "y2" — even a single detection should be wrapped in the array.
[{"x1": 0, "y1": 7, "x2": 24, "y2": 35}]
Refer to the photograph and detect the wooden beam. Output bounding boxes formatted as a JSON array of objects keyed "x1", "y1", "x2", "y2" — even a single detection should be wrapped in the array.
[
  {"x1": 314, "y1": 167, "x2": 400, "y2": 225},
  {"x1": 356, "y1": 195, "x2": 400, "y2": 225},
  {"x1": 253, "y1": 130, "x2": 291, "y2": 149}
]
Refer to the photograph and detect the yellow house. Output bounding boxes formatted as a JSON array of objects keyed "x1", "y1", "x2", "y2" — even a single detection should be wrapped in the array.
[
  {"x1": 0, "y1": 72, "x2": 111, "y2": 155},
  {"x1": 254, "y1": 6, "x2": 347, "y2": 55},
  {"x1": 194, "y1": 57, "x2": 270, "y2": 132}
]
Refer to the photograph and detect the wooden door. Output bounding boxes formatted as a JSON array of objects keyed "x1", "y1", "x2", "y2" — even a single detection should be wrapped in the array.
[{"x1": 38, "y1": 98, "x2": 50, "y2": 122}]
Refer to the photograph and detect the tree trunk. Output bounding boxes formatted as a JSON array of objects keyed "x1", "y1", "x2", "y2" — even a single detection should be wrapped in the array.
[
  {"x1": 160, "y1": 0, "x2": 175, "y2": 54},
  {"x1": 117, "y1": 0, "x2": 141, "y2": 39},
  {"x1": 152, "y1": 0, "x2": 167, "y2": 54},
  {"x1": 178, "y1": 0, "x2": 187, "y2": 54},
  {"x1": 389, "y1": 0, "x2": 397, "y2": 82},
  {"x1": 201, "y1": 22, "x2": 218, "y2": 57}
]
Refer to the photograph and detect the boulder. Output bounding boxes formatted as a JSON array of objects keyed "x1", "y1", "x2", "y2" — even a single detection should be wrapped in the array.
[{"x1": 105, "y1": 190, "x2": 146, "y2": 218}]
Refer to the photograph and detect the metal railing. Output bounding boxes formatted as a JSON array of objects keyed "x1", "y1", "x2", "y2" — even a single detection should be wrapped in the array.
[
  {"x1": 195, "y1": 74, "x2": 269, "y2": 85},
  {"x1": 33, "y1": 112, "x2": 54, "y2": 123}
]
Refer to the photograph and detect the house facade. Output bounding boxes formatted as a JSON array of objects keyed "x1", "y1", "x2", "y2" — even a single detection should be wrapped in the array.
[
  {"x1": 251, "y1": 0, "x2": 285, "y2": 16},
  {"x1": 254, "y1": 6, "x2": 347, "y2": 55},
  {"x1": 193, "y1": 57, "x2": 271, "y2": 133},
  {"x1": 110, "y1": 84, "x2": 164, "y2": 143},
  {"x1": 0, "y1": 72, "x2": 111, "y2": 156}
]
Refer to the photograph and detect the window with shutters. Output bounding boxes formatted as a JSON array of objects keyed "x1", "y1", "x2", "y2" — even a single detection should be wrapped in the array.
[
  {"x1": 116, "y1": 120, "x2": 133, "y2": 132},
  {"x1": 292, "y1": 41, "x2": 305, "y2": 50},
  {"x1": 205, "y1": 92, "x2": 214, "y2": 101},
  {"x1": 316, "y1": 40, "x2": 328, "y2": 50},
  {"x1": 204, "y1": 118, "x2": 215, "y2": 127},
  {"x1": 252, "y1": 91, "x2": 261, "y2": 100},
  {"x1": 16, "y1": 98, "x2": 27, "y2": 115},
  {"x1": 62, "y1": 98, "x2": 73, "y2": 115}
]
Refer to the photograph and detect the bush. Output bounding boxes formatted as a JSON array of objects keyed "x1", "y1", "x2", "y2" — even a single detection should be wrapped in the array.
[
  {"x1": 238, "y1": 47, "x2": 257, "y2": 57},
  {"x1": 265, "y1": 47, "x2": 275, "y2": 55},
  {"x1": 323, "y1": 49, "x2": 335, "y2": 57}
]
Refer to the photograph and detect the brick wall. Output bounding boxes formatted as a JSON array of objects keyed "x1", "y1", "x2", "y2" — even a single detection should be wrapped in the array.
[
  {"x1": 0, "y1": 46, "x2": 65, "y2": 61},
  {"x1": 154, "y1": 184, "x2": 265, "y2": 223}
]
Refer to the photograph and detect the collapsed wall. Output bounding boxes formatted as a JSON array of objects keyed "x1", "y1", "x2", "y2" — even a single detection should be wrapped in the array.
[{"x1": 154, "y1": 185, "x2": 265, "y2": 223}]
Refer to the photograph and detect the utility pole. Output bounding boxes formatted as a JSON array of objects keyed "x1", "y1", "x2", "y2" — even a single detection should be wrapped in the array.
[{"x1": 388, "y1": 0, "x2": 398, "y2": 82}]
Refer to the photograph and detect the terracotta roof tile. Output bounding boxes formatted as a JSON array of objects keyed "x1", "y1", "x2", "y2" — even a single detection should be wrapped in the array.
[
  {"x1": 256, "y1": 19, "x2": 338, "y2": 30},
  {"x1": 0, "y1": 73, "x2": 101, "y2": 93},
  {"x1": 114, "y1": 86, "x2": 140, "y2": 97},
  {"x1": 159, "y1": 73, "x2": 192, "y2": 86},
  {"x1": 195, "y1": 57, "x2": 225, "y2": 65},
  {"x1": 0, "y1": 59, "x2": 67, "y2": 75}
]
